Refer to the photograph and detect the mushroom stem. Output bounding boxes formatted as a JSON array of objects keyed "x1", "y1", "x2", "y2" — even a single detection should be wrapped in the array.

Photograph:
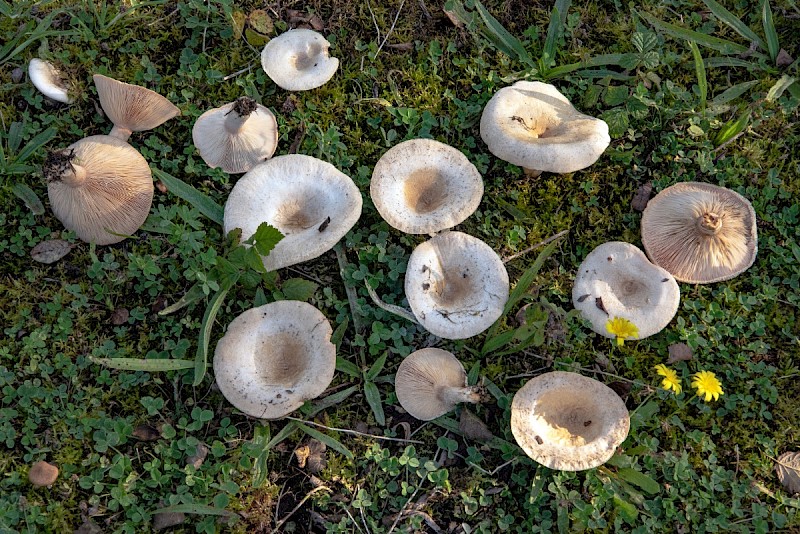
[
  {"x1": 696, "y1": 212, "x2": 722, "y2": 235},
  {"x1": 441, "y1": 385, "x2": 483, "y2": 407},
  {"x1": 523, "y1": 168, "x2": 543, "y2": 178},
  {"x1": 222, "y1": 96, "x2": 258, "y2": 135},
  {"x1": 108, "y1": 125, "x2": 133, "y2": 142}
]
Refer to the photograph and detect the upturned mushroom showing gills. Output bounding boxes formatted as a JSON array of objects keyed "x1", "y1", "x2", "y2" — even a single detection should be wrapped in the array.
[
  {"x1": 223, "y1": 154, "x2": 362, "y2": 271},
  {"x1": 405, "y1": 231, "x2": 509, "y2": 340},
  {"x1": 480, "y1": 81, "x2": 610, "y2": 175},
  {"x1": 370, "y1": 139, "x2": 484, "y2": 234},
  {"x1": 213, "y1": 301, "x2": 336, "y2": 419},
  {"x1": 394, "y1": 348, "x2": 483, "y2": 421},
  {"x1": 28, "y1": 58, "x2": 73, "y2": 104},
  {"x1": 260, "y1": 29, "x2": 339, "y2": 91},
  {"x1": 641, "y1": 182, "x2": 757, "y2": 284},
  {"x1": 44, "y1": 135, "x2": 153, "y2": 245},
  {"x1": 572, "y1": 241, "x2": 680, "y2": 341},
  {"x1": 511, "y1": 371, "x2": 630, "y2": 471}
]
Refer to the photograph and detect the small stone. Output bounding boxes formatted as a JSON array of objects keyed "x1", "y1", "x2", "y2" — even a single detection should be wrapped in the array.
[
  {"x1": 667, "y1": 342, "x2": 693, "y2": 364},
  {"x1": 631, "y1": 181, "x2": 653, "y2": 211},
  {"x1": 12, "y1": 67, "x2": 24, "y2": 83},
  {"x1": 132, "y1": 424, "x2": 161, "y2": 441},
  {"x1": 110, "y1": 308, "x2": 129, "y2": 326},
  {"x1": 29, "y1": 460, "x2": 59, "y2": 487},
  {"x1": 186, "y1": 442, "x2": 209, "y2": 469},
  {"x1": 459, "y1": 408, "x2": 493, "y2": 442}
]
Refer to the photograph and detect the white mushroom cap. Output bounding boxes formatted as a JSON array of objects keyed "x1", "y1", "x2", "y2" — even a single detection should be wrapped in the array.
[
  {"x1": 192, "y1": 96, "x2": 279, "y2": 174},
  {"x1": 572, "y1": 241, "x2": 680, "y2": 340},
  {"x1": 405, "y1": 231, "x2": 509, "y2": 339},
  {"x1": 29, "y1": 58, "x2": 73, "y2": 104},
  {"x1": 213, "y1": 301, "x2": 336, "y2": 419},
  {"x1": 480, "y1": 81, "x2": 610, "y2": 173},
  {"x1": 370, "y1": 139, "x2": 484, "y2": 234},
  {"x1": 394, "y1": 348, "x2": 482, "y2": 421},
  {"x1": 93, "y1": 74, "x2": 180, "y2": 140},
  {"x1": 223, "y1": 154, "x2": 362, "y2": 271},
  {"x1": 260, "y1": 29, "x2": 339, "y2": 91},
  {"x1": 641, "y1": 182, "x2": 757, "y2": 284},
  {"x1": 511, "y1": 371, "x2": 630, "y2": 471}
]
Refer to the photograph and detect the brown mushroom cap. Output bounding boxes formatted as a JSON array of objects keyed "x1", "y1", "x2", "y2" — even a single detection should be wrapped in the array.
[
  {"x1": 93, "y1": 74, "x2": 180, "y2": 140},
  {"x1": 29, "y1": 460, "x2": 59, "y2": 487},
  {"x1": 641, "y1": 182, "x2": 757, "y2": 283},
  {"x1": 45, "y1": 135, "x2": 153, "y2": 245}
]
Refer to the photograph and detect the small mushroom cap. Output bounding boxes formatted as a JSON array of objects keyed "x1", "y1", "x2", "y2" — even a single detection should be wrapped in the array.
[
  {"x1": 510, "y1": 371, "x2": 630, "y2": 471},
  {"x1": 192, "y1": 97, "x2": 279, "y2": 173},
  {"x1": 93, "y1": 74, "x2": 180, "y2": 132},
  {"x1": 480, "y1": 81, "x2": 610, "y2": 173},
  {"x1": 641, "y1": 182, "x2": 757, "y2": 284},
  {"x1": 29, "y1": 460, "x2": 59, "y2": 486},
  {"x1": 213, "y1": 301, "x2": 336, "y2": 419},
  {"x1": 405, "y1": 231, "x2": 509, "y2": 339},
  {"x1": 395, "y1": 348, "x2": 472, "y2": 421},
  {"x1": 46, "y1": 135, "x2": 153, "y2": 245},
  {"x1": 371, "y1": 139, "x2": 484, "y2": 234},
  {"x1": 223, "y1": 154, "x2": 362, "y2": 271},
  {"x1": 260, "y1": 29, "x2": 339, "y2": 91},
  {"x1": 28, "y1": 58, "x2": 73, "y2": 104},
  {"x1": 572, "y1": 241, "x2": 679, "y2": 340}
]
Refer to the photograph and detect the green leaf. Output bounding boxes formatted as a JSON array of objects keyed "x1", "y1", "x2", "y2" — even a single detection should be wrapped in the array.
[
  {"x1": 247, "y1": 222, "x2": 283, "y2": 257},
  {"x1": 545, "y1": 53, "x2": 627, "y2": 79},
  {"x1": 249, "y1": 424, "x2": 271, "y2": 488},
  {"x1": 193, "y1": 278, "x2": 237, "y2": 386},
  {"x1": 711, "y1": 80, "x2": 760, "y2": 105},
  {"x1": 363, "y1": 381, "x2": 385, "y2": 426},
  {"x1": 331, "y1": 317, "x2": 349, "y2": 351},
  {"x1": 639, "y1": 11, "x2": 749, "y2": 56},
  {"x1": 365, "y1": 353, "x2": 387, "y2": 381},
  {"x1": 481, "y1": 329, "x2": 515, "y2": 355},
  {"x1": 601, "y1": 107, "x2": 630, "y2": 137},
  {"x1": 304, "y1": 385, "x2": 359, "y2": 418},
  {"x1": 89, "y1": 356, "x2": 194, "y2": 372},
  {"x1": 152, "y1": 504, "x2": 237, "y2": 517},
  {"x1": 688, "y1": 40, "x2": 707, "y2": 110},
  {"x1": 528, "y1": 466, "x2": 547, "y2": 504},
  {"x1": 15, "y1": 126, "x2": 56, "y2": 164},
  {"x1": 714, "y1": 109, "x2": 750, "y2": 146},
  {"x1": 159, "y1": 282, "x2": 206, "y2": 315},
  {"x1": 336, "y1": 356, "x2": 361, "y2": 378},
  {"x1": 612, "y1": 494, "x2": 638, "y2": 525},
  {"x1": 265, "y1": 420, "x2": 299, "y2": 450},
  {"x1": 11, "y1": 183, "x2": 44, "y2": 215},
  {"x1": 766, "y1": 75, "x2": 797, "y2": 102},
  {"x1": 281, "y1": 278, "x2": 318, "y2": 301},
  {"x1": 152, "y1": 167, "x2": 224, "y2": 225},
  {"x1": 762, "y1": 0, "x2": 779, "y2": 62},
  {"x1": 630, "y1": 400, "x2": 659, "y2": 431},
  {"x1": 702, "y1": 0, "x2": 766, "y2": 51},
  {"x1": 616, "y1": 468, "x2": 661, "y2": 495},
  {"x1": 604, "y1": 85, "x2": 629, "y2": 106},
  {"x1": 504, "y1": 240, "x2": 559, "y2": 315},
  {"x1": 472, "y1": 0, "x2": 534, "y2": 66},
  {"x1": 296, "y1": 423, "x2": 354, "y2": 460},
  {"x1": 704, "y1": 56, "x2": 760, "y2": 69},
  {"x1": 542, "y1": 0, "x2": 571, "y2": 67}
]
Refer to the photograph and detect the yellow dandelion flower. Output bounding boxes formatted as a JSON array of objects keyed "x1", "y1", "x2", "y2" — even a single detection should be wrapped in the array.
[
  {"x1": 654, "y1": 364, "x2": 682, "y2": 394},
  {"x1": 605, "y1": 317, "x2": 639, "y2": 346},
  {"x1": 691, "y1": 370, "x2": 724, "y2": 402}
]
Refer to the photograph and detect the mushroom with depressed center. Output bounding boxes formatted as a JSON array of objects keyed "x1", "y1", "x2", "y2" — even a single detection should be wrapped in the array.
[
  {"x1": 572, "y1": 241, "x2": 680, "y2": 341},
  {"x1": 510, "y1": 371, "x2": 630, "y2": 471},
  {"x1": 28, "y1": 58, "x2": 74, "y2": 104},
  {"x1": 641, "y1": 181, "x2": 757, "y2": 284},
  {"x1": 370, "y1": 139, "x2": 484, "y2": 234},
  {"x1": 261, "y1": 29, "x2": 339, "y2": 91},
  {"x1": 213, "y1": 300, "x2": 336, "y2": 419},
  {"x1": 480, "y1": 81, "x2": 610, "y2": 176},
  {"x1": 394, "y1": 348, "x2": 482, "y2": 421},
  {"x1": 93, "y1": 74, "x2": 180, "y2": 141}
]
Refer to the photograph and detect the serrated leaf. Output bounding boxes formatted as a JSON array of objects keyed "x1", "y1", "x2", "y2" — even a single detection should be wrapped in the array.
[
  {"x1": 616, "y1": 468, "x2": 661, "y2": 494},
  {"x1": 296, "y1": 423, "x2": 353, "y2": 460},
  {"x1": 30, "y1": 239, "x2": 73, "y2": 264},
  {"x1": 153, "y1": 167, "x2": 223, "y2": 225},
  {"x1": 247, "y1": 222, "x2": 283, "y2": 258},
  {"x1": 630, "y1": 400, "x2": 659, "y2": 431},
  {"x1": 776, "y1": 451, "x2": 800, "y2": 495},
  {"x1": 12, "y1": 183, "x2": 44, "y2": 215},
  {"x1": 89, "y1": 356, "x2": 194, "y2": 372},
  {"x1": 363, "y1": 381, "x2": 385, "y2": 426},
  {"x1": 281, "y1": 278, "x2": 318, "y2": 301},
  {"x1": 604, "y1": 86, "x2": 629, "y2": 106},
  {"x1": 601, "y1": 107, "x2": 630, "y2": 137}
]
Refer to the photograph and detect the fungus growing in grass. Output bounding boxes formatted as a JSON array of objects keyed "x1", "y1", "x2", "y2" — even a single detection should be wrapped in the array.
[
  {"x1": 480, "y1": 81, "x2": 610, "y2": 176},
  {"x1": 394, "y1": 348, "x2": 482, "y2": 421},
  {"x1": 370, "y1": 139, "x2": 484, "y2": 234},
  {"x1": 260, "y1": 29, "x2": 339, "y2": 91},
  {"x1": 405, "y1": 231, "x2": 509, "y2": 339},
  {"x1": 213, "y1": 301, "x2": 336, "y2": 419},
  {"x1": 44, "y1": 135, "x2": 153, "y2": 245},
  {"x1": 28, "y1": 460, "x2": 59, "y2": 487},
  {"x1": 223, "y1": 154, "x2": 362, "y2": 271},
  {"x1": 28, "y1": 58, "x2": 73, "y2": 104},
  {"x1": 93, "y1": 74, "x2": 180, "y2": 141},
  {"x1": 191, "y1": 96, "x2": 279, "y2": 173},
  {"x1": 641, "y1": 182, "x2": 757, "y2": 284},
  {"x1": 510, "y1": 371, "x2": 630, "y2": 471}
]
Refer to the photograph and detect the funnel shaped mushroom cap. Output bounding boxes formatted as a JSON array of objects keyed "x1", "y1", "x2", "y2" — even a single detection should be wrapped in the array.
[
  {"x1": 45, "y1": 135, "x2": 153, "y2": 245},
  {"x1": 93, "y1": 74, "x2": 180, "y2": 132},
  {"x1": 572, "y1": 242, "x2": 679, "y2": 340},
  {"x1": 213, "y1": 301, "x2": 336, "y2": 419},
  {"x1": 223, "y1": 154, "x2": 362, "y2": 271},
  {"x1": 405, "y1": 231, "x2": 509, "y2": 339},
  {"x1": 641, "y1": 182, "x2": 757, "y2": 284},
  {"x1": 29, "y1": 58, "x2": 73, "y2": 104},
  {"x1": 261, "y1": 29, "x2": 339, "y2": 91},
  {"x1": 480, "y1": 81, "x2": 610, "y2": 173},
  {"x1": 192, "y1": 98, "x2": 279, "y2": 173},
  {"x1": 511, "y1": 371, "x2": 630, "y2": 471},
  {"x1": 371, "y1": 139, "x2": 484, "y2": 234}
]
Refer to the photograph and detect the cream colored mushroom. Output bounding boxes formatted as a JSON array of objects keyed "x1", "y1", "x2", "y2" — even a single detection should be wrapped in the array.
[
  {"x1": 370, "y1": 139, "x2": 484, "y2": 234},
  {"x1": 29, "y1": 460, "x2": 59, "y2": 487},
  {"x1": 510, "y1": 371, "x2": 630, "y2": 471},
  {"x1": 394, "y1": 348, "x2": 482, "y2": 421},
  {"x1": 93, "y1": 74, "x2": 180, "y2": 141},
  {"x1": 641, "y1": 182, "x2": 757, "y2": 284},
  {"x1": 28, "y1": 58, "x2": 73, "y2": 104},
  {"x1": 260, "y1": 29, "x2": 339, "y2": 90},
  {"x1": 213, "y1": 301, "x2": 336, "y2": 419},
  {"x1": 44, "y1": 135, "x2": 153, "y2": 245}
]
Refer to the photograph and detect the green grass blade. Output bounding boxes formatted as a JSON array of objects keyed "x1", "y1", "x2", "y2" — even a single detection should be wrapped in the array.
[
  {"x1": 545, "y1": 54, "x2": 627, "y2": 78},
  {"x1": 363, "y1": 381, "x2": 385, "y2": 426},
  {"x1": 639, "y1": 11, "x2": 748, "y2": 55},
  {"x1": 336, "y1": 356, "x2": 361, "y2": 378},
  {"x1": 159, "y1": 282, "x2": 206, "y2": 315},
  {"x1": 704, "y1": 56, "x2": 761, "y2": 69},
  {"x1": 152, "y1": 167, "x2": 224, "y2": 226},
  {"x1": 766, "y1": 75, "x2": 797, "y2": 101},
  {"x1": 472, "y1": 0, "x2": 534, "y2": 66},
  {"x1": 702, "y1": 0, "x2": 766, "y2": 50},
  {"x1": 365, "y1": 353, "x2": 387, "y2": 381},
  {"x1": 8, "y1": 121, "x2": 23, "y2": 153},
  {"x1": 249, "y1": 424, "x2": 271, "y2": 488},
  {"x1": 712, "y1": 80, "x2": 759, "y2": 105},
  {"x1": 89, "y1": 356, "x2": 195, "y2": 372},
  {"x1": 331, "y1": 317, "x2": 349, "y2": 351},
  {"x1": 296, "y1": 423, "x2": 354, "y2": 460},
  {"x1": 193, "y1": 278, "x2": 237, "y2": 386},
  {"x1": 688, "y1": 41, "x2": 707, "y2": 110},
  {"x1": 12, "y1": 183, "x2": 44, "y2": 215},
  {"x1": 615, "y1": 468, "x2": 661, "y2": 495},
  {"x1": 762, "y1": 0, "x2": 779, "y2": 62},
  {"x1": 15, "y1": 127, "x2": 57, "y2": 164},
  {"x1": 543, "y1": 0, "x2": 571, "y2": 65},
  {"x1": 304, "y1": 386, "x2": 359, "y2": 418},
  {"x1": 481, "y1": 329, "x2": 515, "y2": 355},
  {"x1": 152, "y1": 504, "x2": 237, "y2": 517}
]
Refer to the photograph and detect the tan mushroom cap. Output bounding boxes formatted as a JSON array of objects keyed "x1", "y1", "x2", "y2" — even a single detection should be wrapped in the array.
[
  {"x1": 213, "y1": 301, "x2": 336, "y2": 419},
  {"x1": 223, "y1": 154, "x2": 362, "y2": 271},
  {"x1": 260, "y1": 29, "x2": 339, "y2": 91},
  {"x1": 192, "y1": 96, "x2": 279, "y2": 174},
  {"x1": 29, "y1": 58, "x2": 73, "y2": 104},
  {"x1": 511, "y1": 371, "x2": 630, "y2": 471},
  {"x1": 572, "y1": 241, "x2": 680, "y2": 340},
  {"x1": 371, "y1": 139, "x2": 484, "y2": 234},
  {"x1": 641, "y1": 182, "x2": 757, "y2": 284},
  {"x1": 29, "y1": 460, "x2": 59, "y2": 487},
  {"x1": 405, "y1": 231, "x2": 509, "y2": 339},
  {"x1": 394, "y1": 348, "x2": 482, "y2": 421},
  {"x1": 480, "y1": 81, "x2": 610, "y2": 174},
  {"x1": 45, "y1": 135, "x2": 153, "y2": 245},
  {"x1": 93, "y1": 74, "x2": 180, "y2": 140}
]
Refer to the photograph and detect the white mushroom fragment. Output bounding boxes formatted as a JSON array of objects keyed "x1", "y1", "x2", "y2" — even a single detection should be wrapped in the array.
[
  {"x1": 213, "y1": 301, "x2": 336, "y2": 419},
  {"x1": 261, "y1": 29, "x2": 339, "y2": 91},
  {"x1": 371, "y1": 139, "x2": 484, "y2": 234},
  {"x1": 510, "y1": 371, "x2": 630, "y2": 471},
  {"x1": 572, "y1": 241, "x2": 679, "y2": 340},
  {"x1": 480, "y1": 81, "x2": 610, "y2": 175},
  {"x1": 28, "y1": 58, "x2": 73, "y2": 104},
  {"x1": 93, "y1": 74, "x2": 180, "y2": 141},
  {"x1": 405, "y1": 231, "x2": 509, "y2": 339},
  {"x1": 641, "y1": 181, "x2": 757, "y2": 284}
]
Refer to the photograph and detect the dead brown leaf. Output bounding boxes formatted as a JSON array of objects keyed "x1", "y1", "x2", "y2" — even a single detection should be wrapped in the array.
[
  {"x1": 459, "y1": 408, "x2": 493, "y2": 442},
  {"x1": 152, "y1": 511, "x2": 185, "y2": 530},
  {"x1": 295, "y1": 439, "x2": 327, "y2": 473},
  {"x1": 132, "y1": 424, "x2": 161, "y2": 441},
  {"x1": 387, "y1": 42, "x2": 414, "y2": 51},
  {"x1": 667, "y1": 342, "x2": 693, "y2": 364},
  {"x1": 31, "y1": 239, "x2": 73, "y2": 264},
  {"x1": 631, "y1": 181, "x2": 653, "y2": 211},
  {"x1": 443, "y1": 7, "x2": 464, "y2": 28},
  {"x1": 248, "y1": 9, "x2": 273, "y2": 35},
  {"x1": 186, "y1": 442, "x2": 209, "y2": 470},
  {"x1": 308, "y1": 14, "x2": 324, "y2": 31},
  {"x1": 776, "y1": 451, "x2": 800, "y2": 495},
  {"x1": 776, "y1": 48, "x2": 794, "y2": 67},
  {"x1": 110, "y1": 308, "x2": 129, "y2": 326}
]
